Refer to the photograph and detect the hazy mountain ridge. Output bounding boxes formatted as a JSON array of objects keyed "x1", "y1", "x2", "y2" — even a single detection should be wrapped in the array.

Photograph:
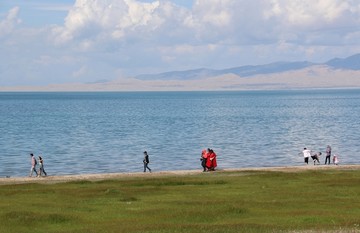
[
  {"x1": 326, "y1": 53, "x2": 360, "y2": 70},
  {"x1": 136, "y1": 53, "x2": 360, "y2": 80},
  {"x1": 1, "y1": 54, "x2": 360, "y2": 92}
]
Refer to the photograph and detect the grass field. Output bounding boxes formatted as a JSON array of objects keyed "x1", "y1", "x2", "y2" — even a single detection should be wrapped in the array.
[{"x1": 0, "y1": 169, "x2": 359, "y2": 233}]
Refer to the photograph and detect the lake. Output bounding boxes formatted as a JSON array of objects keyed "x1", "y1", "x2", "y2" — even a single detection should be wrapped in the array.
[{"x1": 0, "y1": 89, "x2": 359, "y2": 177}]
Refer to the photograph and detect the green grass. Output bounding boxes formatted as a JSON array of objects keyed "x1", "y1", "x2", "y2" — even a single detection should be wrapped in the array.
[{"x1": 1, "y1": 170, "x2": 360, "y2": 233}]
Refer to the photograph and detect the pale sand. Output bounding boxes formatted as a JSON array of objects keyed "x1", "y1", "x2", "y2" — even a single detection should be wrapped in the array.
[{"x1": 1, "y1": 165, "x2": 359, "y2": 185}]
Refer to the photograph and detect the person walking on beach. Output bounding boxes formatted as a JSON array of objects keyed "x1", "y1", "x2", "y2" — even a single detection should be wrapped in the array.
[
  {"x1": 29, "y1": 153, "x2": 38, "y2": 177},
  {"x1": 200, "y1": 149, "x2": 209, "y2": 172},
  {"x1": 206, "y1": 149, "x2": 217, "y2": 171},
  {"x1": 311, "y1": 152, "x2": 321, "y2": 165},
  {"x1": 325, "y1": 145, "x2": 332, "y2": 165},
  {"x1": 143, "y1": 151, "x2": 151, "y2": 173},
  {"x1": 38, "y1": 155, "x2": 47, "y2": 177},
  {"x1": 302, "y1": 148, "x2": 311, "y2": 165}
]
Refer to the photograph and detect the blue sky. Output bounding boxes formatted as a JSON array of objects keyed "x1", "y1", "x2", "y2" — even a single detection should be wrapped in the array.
[
  {"x1": 1, "y1": 0, "x2": 360, "y2": 86},
  {"x1": 1, "y1": 0, "x2": 71, "y2": 26},
  {"x1": 1, "y1": 0, "x2": 194, "y2": 26}
]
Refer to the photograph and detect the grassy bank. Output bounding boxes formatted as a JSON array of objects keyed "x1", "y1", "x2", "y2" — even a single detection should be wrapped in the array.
[{"x1": 0, "y1": 169, "x2": 359, "y2": 233}]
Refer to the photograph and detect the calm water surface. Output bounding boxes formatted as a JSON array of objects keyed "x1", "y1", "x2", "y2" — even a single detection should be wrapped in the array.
[{"x1": 0, "y1": 90, "x2": 359, "y2": 177}]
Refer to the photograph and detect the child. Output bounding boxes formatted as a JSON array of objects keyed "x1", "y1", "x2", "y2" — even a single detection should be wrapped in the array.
[{"x1": 333, "y1": 154, "x2": 339, "y2": 165}]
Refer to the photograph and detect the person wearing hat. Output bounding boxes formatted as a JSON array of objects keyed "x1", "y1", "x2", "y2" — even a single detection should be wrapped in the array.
[{"x1": 143, "y1": 151, "x2": 152, "y2": 173}]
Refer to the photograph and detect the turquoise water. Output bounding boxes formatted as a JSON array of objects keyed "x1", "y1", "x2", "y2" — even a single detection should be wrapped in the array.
[{"x1": 0, "y1": 90, "x2": 359, "y2": 177}]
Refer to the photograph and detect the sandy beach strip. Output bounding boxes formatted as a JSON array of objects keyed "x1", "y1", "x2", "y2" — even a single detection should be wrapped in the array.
[{"x1": 1, "y1": 164, "x2": 359, "y2": 185}]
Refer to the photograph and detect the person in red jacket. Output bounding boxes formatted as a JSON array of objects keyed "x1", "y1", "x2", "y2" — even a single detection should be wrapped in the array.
[{"x1": 206, "y1": 149, "x2": 217, "y2": 171}]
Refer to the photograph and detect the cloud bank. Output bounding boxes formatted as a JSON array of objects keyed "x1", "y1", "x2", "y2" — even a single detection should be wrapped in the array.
[{"x1": 1, "y1": 0, "x2": 360, "y2": 86}]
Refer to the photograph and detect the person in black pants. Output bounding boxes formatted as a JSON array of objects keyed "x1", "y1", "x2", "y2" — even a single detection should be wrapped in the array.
[
  {"x1": 200, "y1": 149, "x2": 208, "y2": 172},
  {"x1": 325, "y1": 145, "x2": 332, "y2": 165},
  {"x1": 311, "y1": 152, "x2": 321, "y2": 165},
  {"x1": 38, "y1": 155, "x2": 48, "y2": 176},
  {"x1": 143, "y1": 151, "x2": 152, "y2": 173}
]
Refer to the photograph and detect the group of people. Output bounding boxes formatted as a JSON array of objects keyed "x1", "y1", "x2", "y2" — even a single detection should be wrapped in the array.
[
  {"x1": 28, "y1": 149, "x2": 214, "y2": 177},
  {"x1": 27, "y1": 144, "x2": 342, "y2": 177},
  {"x1": 302, "y1": 145, "x2": 339, "y2": 165},
  {"x1": 200, "y1": 148, "x2": 218, "y2": 172},
  {"x1": 29, "y1": 153, "x2": 47, "y2": 177},
  {"x1": 141, "y1": 149, "x2": 218, "y2": 173}
]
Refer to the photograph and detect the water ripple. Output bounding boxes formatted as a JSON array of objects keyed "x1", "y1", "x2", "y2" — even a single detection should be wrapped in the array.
[{"x1": 0, "y1": 90, "x2": 359, "y2": 177}]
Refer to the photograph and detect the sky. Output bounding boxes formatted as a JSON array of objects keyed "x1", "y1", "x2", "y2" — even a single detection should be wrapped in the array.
[{"x1": 1, "y1": 0, "x2": 360, "y2": 86}]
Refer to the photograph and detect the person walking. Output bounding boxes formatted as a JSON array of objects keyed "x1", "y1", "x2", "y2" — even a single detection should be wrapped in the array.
[
  {"x1": 29, "y1": 153, "x2": 38, "y2": 177},
  {"x1": 302, "y1": 148, "x2": 311, "y2": 165},
  {"x1": 325, "y1": 145, "x2": 332, "y2": 165},
  {"x1": 200, "y1": 149, "x2": 208, "y2": 172},
  {"x1": 38, "y1": 155, "x2": 47, "y2": 177},
  {"x1": 143, "y1": 151, "x2": 152, "y2": 173}
]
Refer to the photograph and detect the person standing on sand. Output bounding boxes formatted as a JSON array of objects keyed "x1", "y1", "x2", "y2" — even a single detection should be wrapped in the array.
[
  {"x1": 206, "y1": 149, "x2": 217, "y2": 171},
  {"x1": 302, "y1": 148, "x2": 311, "y2": 165},
  {"x1": 29, "y1": 153, "x2": 38, "y2": 177},
  {"x1": 333, "y1": 154, "x2": 339, "y2": 165},
  {"x1": 143, "y1": 151, "x2": 152, "y2": 173},
  {"x1": 325, "y1": 145, "x2": 332, "y2": 165},
  {"x1": 200, "y1": 149, "x2": 208, "y2": 172},
  {"x1": 38, "y1": 155, "x2": 47, "y2": 177}
]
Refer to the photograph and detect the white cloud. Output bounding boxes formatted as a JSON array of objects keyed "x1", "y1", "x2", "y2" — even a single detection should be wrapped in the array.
[
  {"x1": 193, "y1": 0, "x2": 232, "y2": 27},
  {"x1": 0, "y1": 7, "x2": 21, "y2": 38},
  {"x1": 2, "y1": 0, "x2": 360, "y2": 87},
  {"x1": 52, "y1": 0, "x2": 166, "y2": 44},
  {"x1": 279, "y1": 0, "x2": 350, "y2": 25},
  {"x1": 72, "y1": 65, "x2": 89, "y2": 77},
  {"x1": 51, "y1": 0, "x2": 360, "y2": 48},
  {"x1": 266, "y1": 0, "x2": 360, "y2": 45}
]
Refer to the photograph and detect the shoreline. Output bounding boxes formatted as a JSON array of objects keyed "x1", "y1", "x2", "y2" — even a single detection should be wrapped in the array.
[{"x1": 1, "y1": 164, "x2": 359, "y2": 185}]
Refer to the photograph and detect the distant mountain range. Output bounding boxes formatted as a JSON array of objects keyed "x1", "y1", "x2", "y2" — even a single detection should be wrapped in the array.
[
  {"x1": 2, "y1": 53, "x2": 359, "y2": 92},
  {"x1": 136, "y1": 53, "x2": 360, "y2": 80}
]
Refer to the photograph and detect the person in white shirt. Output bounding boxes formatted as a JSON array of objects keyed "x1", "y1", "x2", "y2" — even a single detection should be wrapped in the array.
[
  {"x1": 333, "y1": 154, "x2": 339, "y2": 165},
  {"x1": 302, "y1": 148, "x2": 312, "y2": 165},
  {"x1": 29, "y1": 153, "x2": 38, "y2": 177}
]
